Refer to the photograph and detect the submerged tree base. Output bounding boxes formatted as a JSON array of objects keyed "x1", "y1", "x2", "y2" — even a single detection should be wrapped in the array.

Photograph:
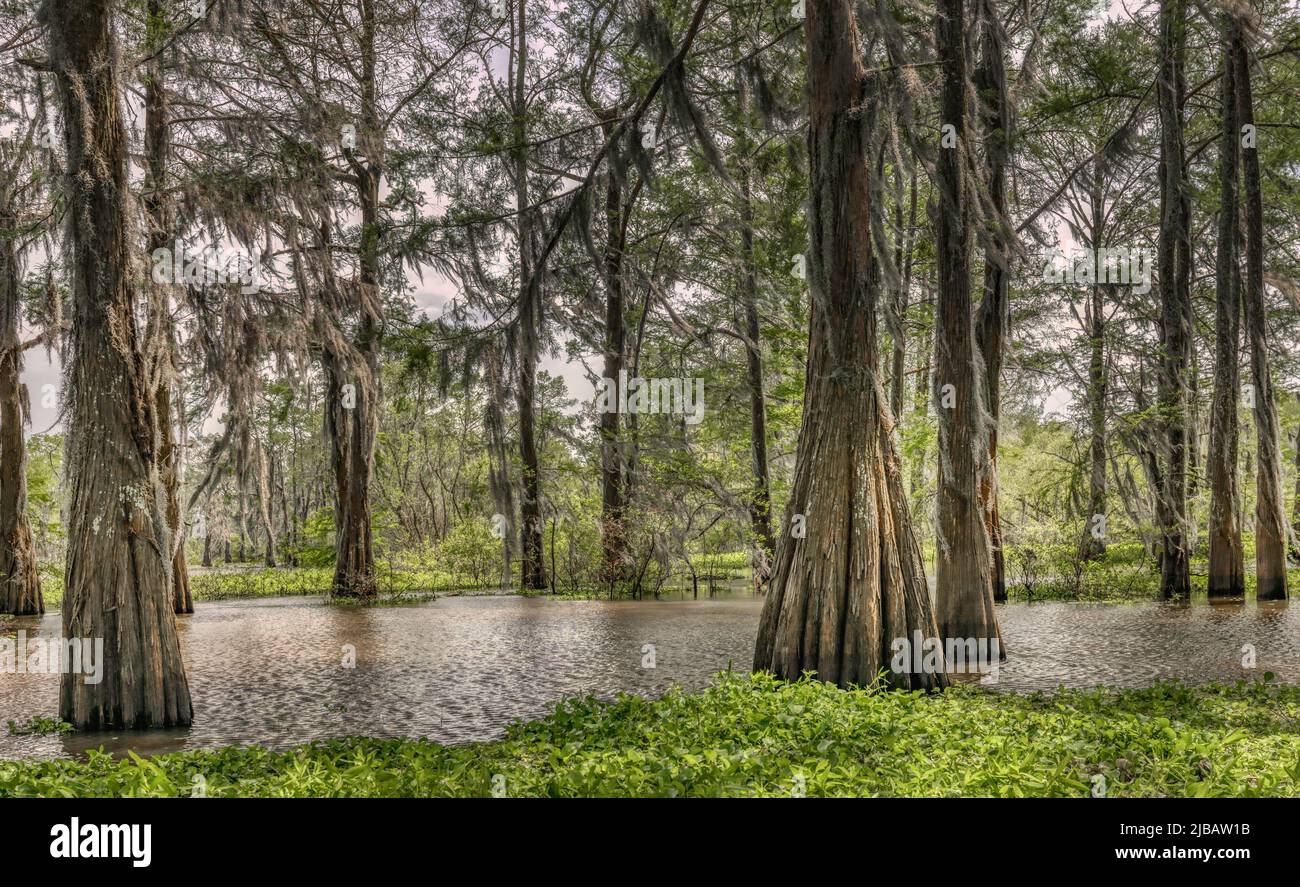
[{"x1": 5, "y1": 674, "x2": 1299, "y2": 797}]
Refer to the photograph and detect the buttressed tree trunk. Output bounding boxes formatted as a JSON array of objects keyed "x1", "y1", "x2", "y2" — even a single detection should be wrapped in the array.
[
  {"x1": 1207, "y1": 14, "x2": 1244, "y2": 599},
  {"x1": 934, "y1": 0, "x2": 1003, "y2": 656},
  {"x1": 1155, "y1": 0, "x2": 1192, "y2": 597},
  {"x1": 47, "y1": 0, "x2": 192, "y2": 728},
  {"x1": 753, "y1": 0, "x2": 946, "y2": 691},
  {"x1": 0, "y1": 209, "x2": 42, "y2": 616},
  {"x1": 1235, "y1": 18, "x2": 1288, "y2": 600}
]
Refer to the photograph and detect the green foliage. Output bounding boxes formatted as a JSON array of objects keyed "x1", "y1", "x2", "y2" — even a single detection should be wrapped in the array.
[
  {"x1": 7, "y1": 716, "x2": 73, "y2": 737},
  {"x1": 4, "y1": 674, "x2": 1298, "y2": 797},
  {"x1": 434, "y1": 519, "x2": 502, "y2": 588}
]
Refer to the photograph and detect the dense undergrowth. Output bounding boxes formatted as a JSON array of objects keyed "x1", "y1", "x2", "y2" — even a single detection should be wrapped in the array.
[{"x1": 3, "y1": 673, "x2": 1298, "y2": 797}]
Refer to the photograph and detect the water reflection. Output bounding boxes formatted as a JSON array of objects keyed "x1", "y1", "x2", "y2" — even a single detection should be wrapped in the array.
[{"x1": 1, "y1": 593, "x2": 1295, "y2": 760}]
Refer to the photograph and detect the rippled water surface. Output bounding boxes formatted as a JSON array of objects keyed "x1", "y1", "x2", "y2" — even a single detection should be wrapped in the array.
[{"x1": 2, "y1": 594, "x2": 1297, "y2": 760}]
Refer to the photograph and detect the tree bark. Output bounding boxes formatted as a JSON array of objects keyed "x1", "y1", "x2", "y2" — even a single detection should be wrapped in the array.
[
  {"x1": 934, "y1": 0, "x2": 1003, "y2": 654},
  {"x1": 598, "y1": 114, "x2": 629, "y2": 586},
  {"x1": 735, "y1": 82, "x2": 776, "y2": 585},
  {"x1": 1292, "y1": 417, "x2": 1300, "y2": 562},
  {"x1": 753, "y1": 0, "x2": 946, "y2": 691},
  {"x1": 1155, "y1": 0, "x2": 1192, "y2": 597},
  {"x1": 1235, "y1": 19, "x2": 1288, "y2": 600},
  {"x1": 0, "y1": 211, "x2": 42, "y2": 616},
  {"x1": 48, "y1": 0, "x2": 192, "y2": 728},
  {"x1": 484, "y1": 341, "x2": 515, "y2": 588},
  {"x1": 325, "y1": 0, "x2": 383, "y2": 598},
  {"x1": 324, "y1": 349, "x2": 378, "y2": 598},
  {"x1": 512, "y1": 0, "x2": 547, "y2": 590},
  {"x1": 973, "y1": 0, "x2": 1011, "y2": 600},
  {"x1": 1078, "y1": 161, "x2": 1108, "y2": 562},
  {"x1": 1207, "y1": 14, "x2": 1244, "y2": 599},
  {"x1": 142, "y1": 0, "x2": 190, "y2": 615}
]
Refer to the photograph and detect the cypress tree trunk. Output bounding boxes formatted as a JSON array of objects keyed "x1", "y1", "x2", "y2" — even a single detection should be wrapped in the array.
[
  {"x1": 142, "y1": 0, "x2": 190, "y2": 615},
  {"x1": 910, "y1": 305, "x2": 931, "y2": 500},
  {"x1": 0, "y1": 218, "x2": 42, "y2": 616},
  {"x1": 513, "y1": 0, "x2": 547, "y2": 590},
  {"x1": 1077, "y1": 160, "x2": 1108, "y2": 562},
  {"x1": 324, "y1": 350, "x2": 378, "y2": 598},
  {"x1": 753, "y1": 0, "x2": 946, "y2": 691},
  {"x1": 48, "y1": 0, "x2": 192, "y2": 728},
  {"x1": 889, "y1": 168, "x2": 918, "y2": 424},
  {"x1": 598, "y1": 112, "x2": 629, "y2": 586},
  {"x1": 934, "y1": 0, "x2": 1003, "y2": 654},
  {"x1": 1079, "y1": 284, "x2": 1109, "y2": 562},
  {"x1": 973, "y1": 0, "x2": 1010, "y2": 602},
  {"x1": 1207, "y1": 14, "x2": 1244, "y2": 599},
  {"x1": 1155, "y1": 0, "x2": 1192, "y2": 598},
  {"x1": 484, "y1": 342, "x2": 515, "y2": 588},
  {"x1": 1292, "y1": 420, "x2": 1300, "y2": 561},
  {"x1": 327, "y1": 0, "x2": 382, "y2": 598},
  {"x1": 1235, "y1": 18, "x2": 1288, "y2": 600},
  {"x1": 735, "y1": 78, "x2": 776, "y2": 584}
]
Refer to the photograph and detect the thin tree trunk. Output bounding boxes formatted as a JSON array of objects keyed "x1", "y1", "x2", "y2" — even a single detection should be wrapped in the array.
[
  {"x1": 513, "y1": 0, "x2": 547, "y2": 590},
  {"x1": 1155, "y1": 0, "x2": 1192, "y2": 597},
  {"x1": 934, "y1": 0, "x2": 1003, "y2": 654},
  {"x1": 910, "y1": 302, "x2": 931, "y2": 500},
  {"x1": 1235, "y1": 20, "x2": 1288, "y2": 600},
  {"x1": 598, "y1": 113, "x2": 629, "y2": 586},
  {"x1": 889, "y1": 167, "x2": 918, "y2": 422},
  {"x1": 1291, "y1": 417, "x2": 1300, "y2": 562},
  {"x1": 0, "y1": 214, "x2": 41, "y2": 616},
  {"x1": 1079, "y1": 162, "x2": 1108, "y2": 562},
  {"x1": 735, "y1": 82, "x2": 776, "y2": 584},
  {"x1": 49, "y1": 0, "x2": 192, "y2": 728},
  {"x1": 484, "y1": 341, "x2": 515, "y2": 588},
  {"x1": 753, "y1": 0, "x2": 946, "y2": 691},
  {"x1": 1207, "y1": 14, "x2": 1244, "y2": 599}
]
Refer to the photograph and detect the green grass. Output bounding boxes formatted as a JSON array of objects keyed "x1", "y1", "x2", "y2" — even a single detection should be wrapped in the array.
[
  {"x1": 3, "y1": 673, "x2": 1298, "y2": 797},
  {"x1": 33, "y1": 550, "x2": 754, "y2": 611}
]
